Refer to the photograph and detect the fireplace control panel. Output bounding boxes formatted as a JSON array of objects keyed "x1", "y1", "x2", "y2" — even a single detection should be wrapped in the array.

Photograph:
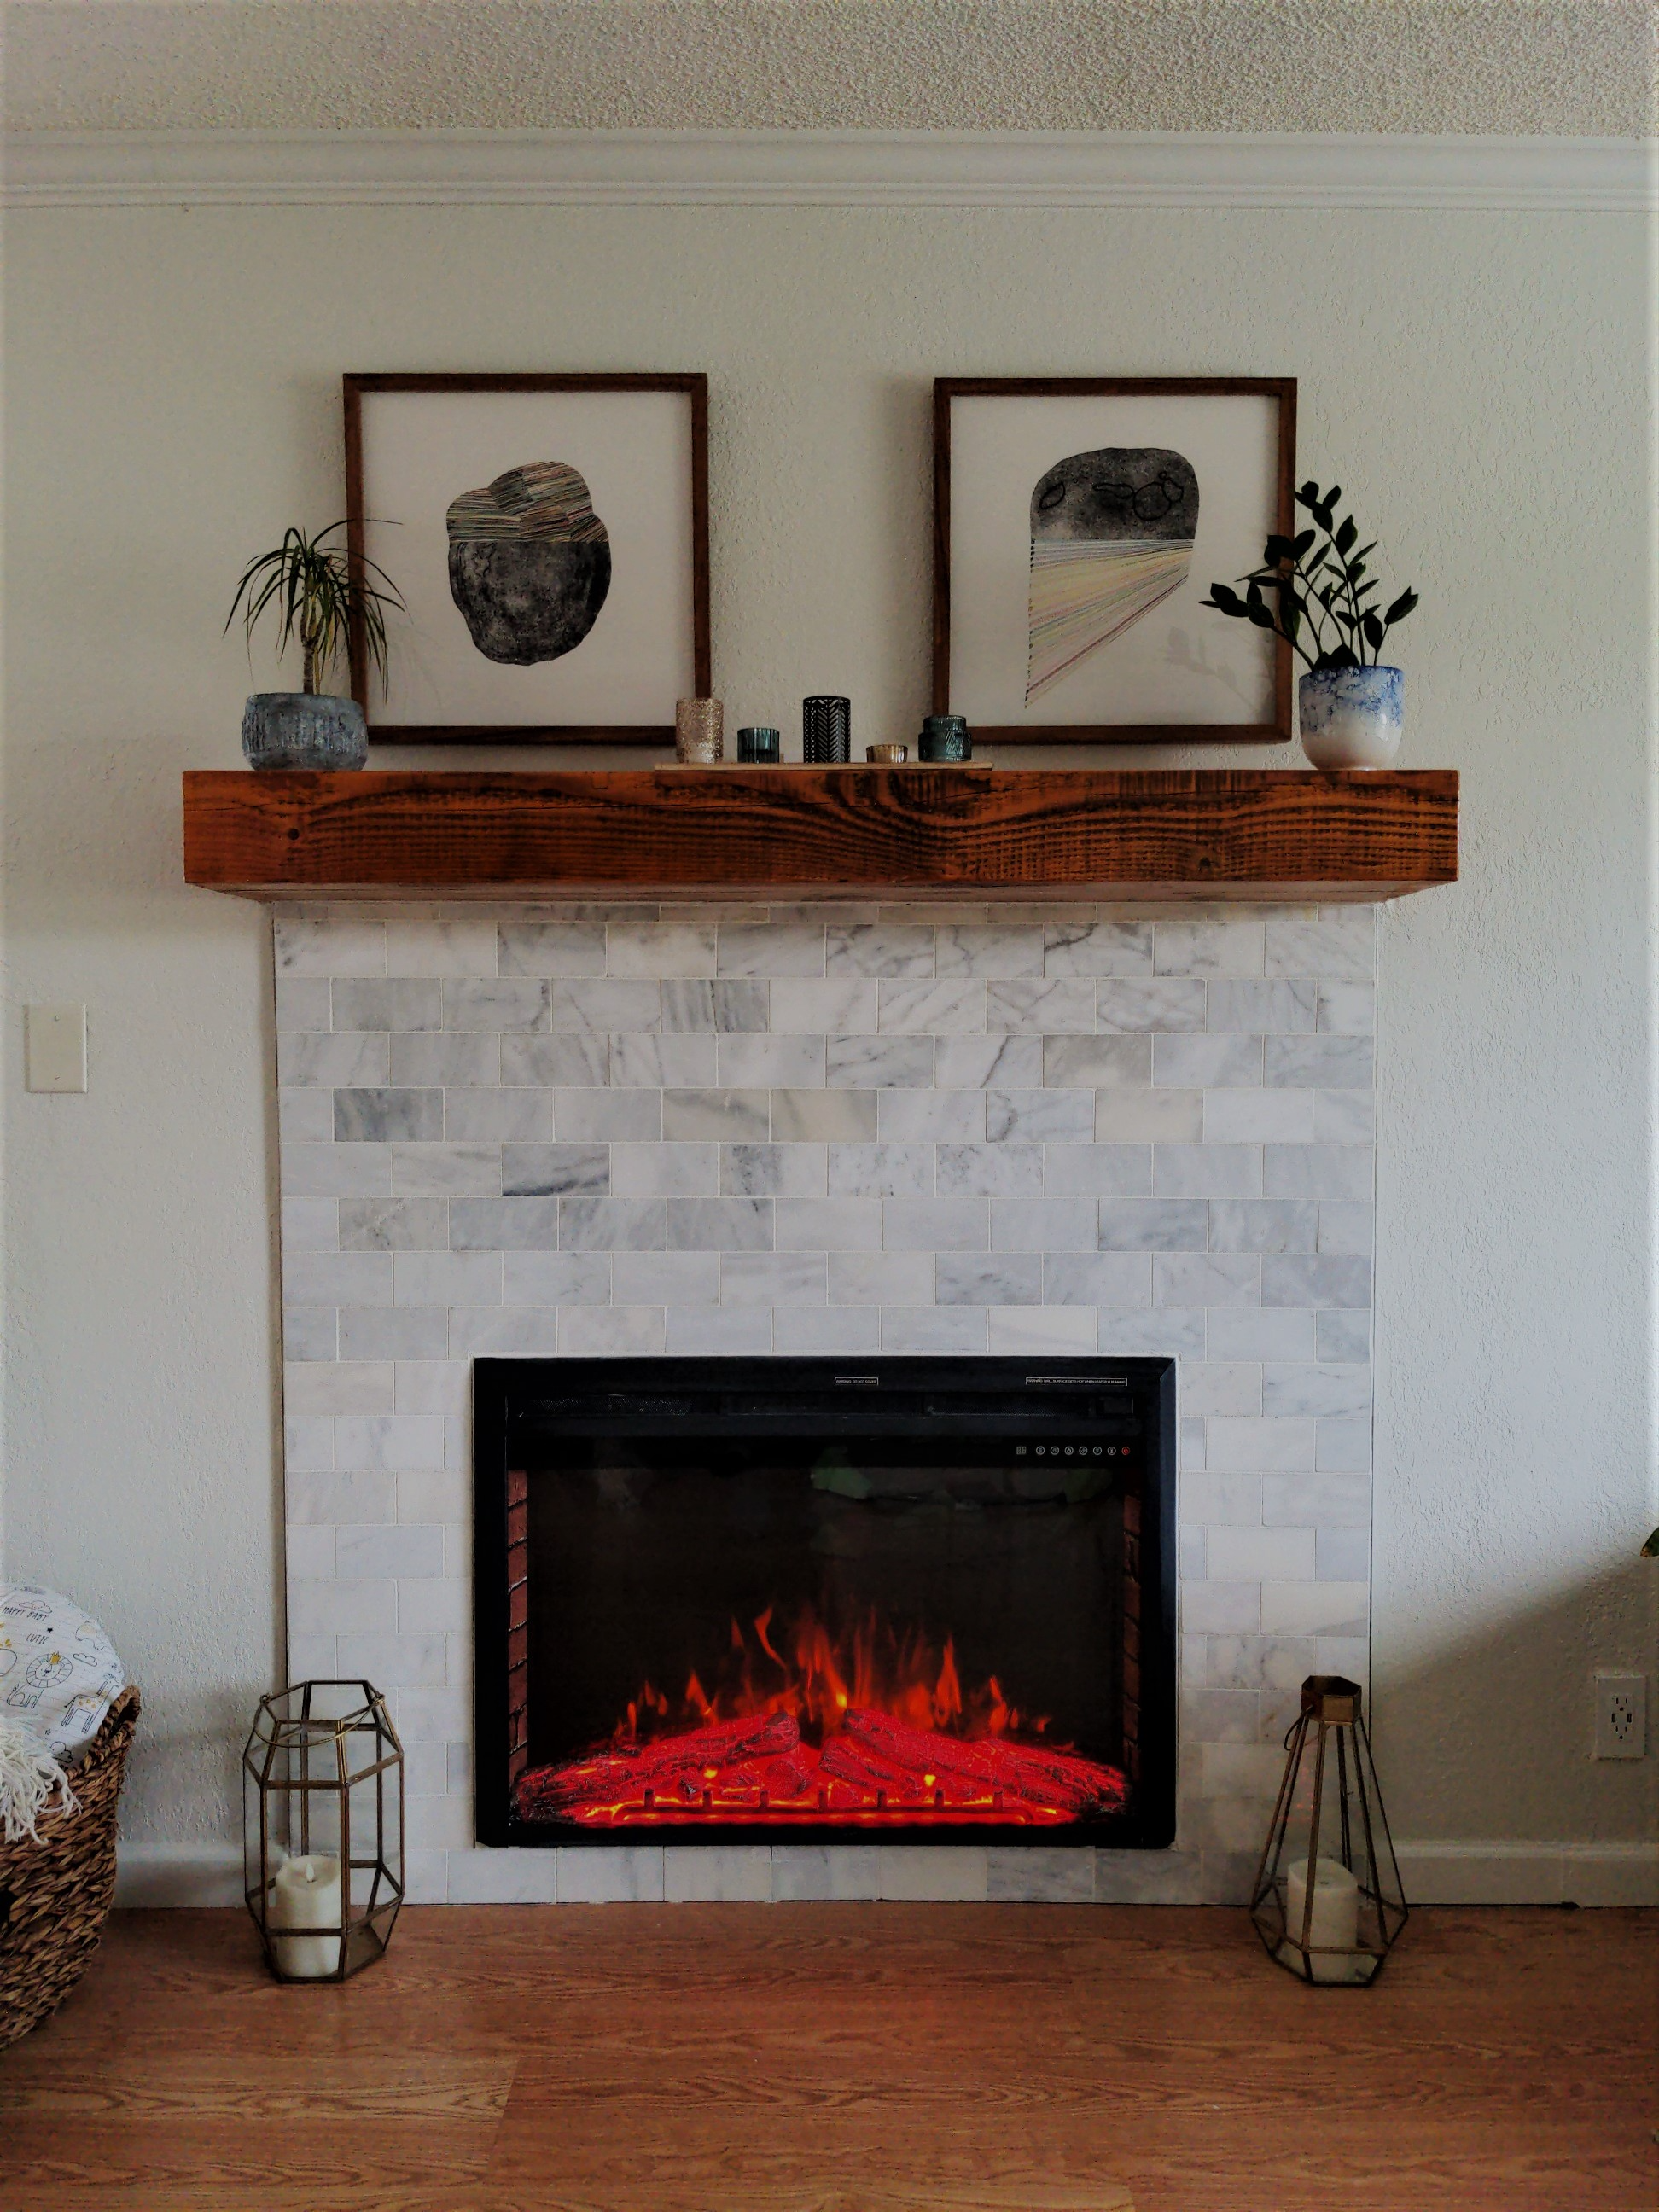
[{"x1": 1016, "y1": 1443, "x2": 1128, "y2": 1458}]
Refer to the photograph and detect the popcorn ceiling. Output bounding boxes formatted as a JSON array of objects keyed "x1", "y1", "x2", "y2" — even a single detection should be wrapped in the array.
[{"x1": 7, "y1": 0, "x2": 1653, "y2": 137}]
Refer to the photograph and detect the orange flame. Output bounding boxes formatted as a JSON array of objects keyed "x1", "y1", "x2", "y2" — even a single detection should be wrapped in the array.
[{"x1": 609, "y1": 1601, "x2": 1044, "y2": 1751}]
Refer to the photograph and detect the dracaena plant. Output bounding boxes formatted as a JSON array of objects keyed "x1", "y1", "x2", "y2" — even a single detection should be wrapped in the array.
[
  {"x1": 1203, "y1": 481, "x2": 1419, "y2": 674},
  {"x1": 225, "y1": 521, "x2": 404, "y2": 697}
]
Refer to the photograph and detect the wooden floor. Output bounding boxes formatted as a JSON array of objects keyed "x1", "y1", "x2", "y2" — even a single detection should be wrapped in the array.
[{"x1": 2, "y1": 1905, "x2": 1654, "y2": 2212}]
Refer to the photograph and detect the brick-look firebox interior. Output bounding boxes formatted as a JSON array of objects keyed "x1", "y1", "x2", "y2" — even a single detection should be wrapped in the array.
[{"x1": 278, "y1": 899, "x2": 1375, "y2": 1905}]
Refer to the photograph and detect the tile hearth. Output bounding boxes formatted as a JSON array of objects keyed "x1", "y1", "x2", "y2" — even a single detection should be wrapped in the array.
[{"x1": 276, "y1": 899, "x2": 1375, "y2": 1905}]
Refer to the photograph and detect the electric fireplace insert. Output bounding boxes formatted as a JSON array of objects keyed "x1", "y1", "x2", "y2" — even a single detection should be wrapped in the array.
[{"x1": 474, "y1": 1357, "x2": 1176, "y2": 1850}]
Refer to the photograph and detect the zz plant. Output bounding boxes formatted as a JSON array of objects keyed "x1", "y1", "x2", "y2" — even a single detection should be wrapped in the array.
[
  {"x1": 225, "y1": 521, "x2": 403, "y2": 697},
  {"x1": 1203, "y1": 481, "x2": 1419, "y2": 673}
]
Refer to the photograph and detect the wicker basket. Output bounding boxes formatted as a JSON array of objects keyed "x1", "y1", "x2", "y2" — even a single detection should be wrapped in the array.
[{"x1": 0, "y1": 1684, "x2": 139, "y2": 2047}]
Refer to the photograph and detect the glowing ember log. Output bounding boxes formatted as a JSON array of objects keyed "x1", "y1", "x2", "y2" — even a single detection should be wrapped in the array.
[
  {"x1": 819, "y1": 1729, "x2": 1042, "y2": 1815},
  {"x1": 841, "y1": 1710, "x2": 1125, "y2": 1818},
  {"x1": 516, "y1": 1705, "x2": 1126, "y2": 1829},
  {"x1": 516, "y1": 1711, "x2": 803, "y2": 1820}
]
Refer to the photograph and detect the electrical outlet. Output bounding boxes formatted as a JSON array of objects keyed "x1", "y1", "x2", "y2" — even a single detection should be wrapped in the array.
[{"x1": 1594, "y1": 1674, "x2": 1646, "y2": 1760}]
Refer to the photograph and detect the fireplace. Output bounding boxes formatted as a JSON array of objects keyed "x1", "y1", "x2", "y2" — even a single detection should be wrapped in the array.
[{"x1": 474, "y1": 1357, "x2": 1176, "y2": 1851}]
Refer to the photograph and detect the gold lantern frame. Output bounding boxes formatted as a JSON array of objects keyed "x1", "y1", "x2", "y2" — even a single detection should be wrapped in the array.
[
  {"x1": 243, "y1": 1679, "x2": 405, "y2": 1984},
  {"x1": 1249, "y1": 1674, "x2": 1407, "y2": 1987}
]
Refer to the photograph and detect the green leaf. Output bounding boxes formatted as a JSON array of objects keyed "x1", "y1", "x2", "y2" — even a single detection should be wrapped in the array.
[
  {"x1": 1262, "y1": 533, "x2": 1297, "y2": 565},
  {"x1": 1384, "y1": 589, "x2": 1419, "y2": 624},
  {"x1": 1335, "y1": 515, "x2": 1358, "y2": 555},
  {"x1": 1202, "y1": 585, "x2": 1246, "y2": 615},
  {"x1": 1291, "y1": 527, "x2": 1317, "y2": 558},
  {"x1": 1246, "y1": 603, "x2": 1277, "y2": 630},
  {"x1": 224, "y1": 519, "x2": 406, "y2": 697},
  {"x1": 1363, "y1": 612, "x2": 1385, "y2": 651}
]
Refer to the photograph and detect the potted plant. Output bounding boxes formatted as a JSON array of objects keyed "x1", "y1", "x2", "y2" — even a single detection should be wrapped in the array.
[
  {"x1": 1203, "y1": 482, "x2": 1419, "y2": 769},
  {"x1": 225, "y1": 522, "x2": 403, "y2": 770}
]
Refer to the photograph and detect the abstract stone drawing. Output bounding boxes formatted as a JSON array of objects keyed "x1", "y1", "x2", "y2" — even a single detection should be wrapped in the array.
[
  {"x1": 446, "y1": 461, "x2": 612, "y2": 665},
  {"x1": 1027, "y1": 448, "x2": 1199, "y2": 703}
]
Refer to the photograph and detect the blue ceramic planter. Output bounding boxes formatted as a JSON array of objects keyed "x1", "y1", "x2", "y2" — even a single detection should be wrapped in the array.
[
  {"x1": 1298, "y1": 666, "x2": 1403, "y2": 771},
  {"x1": 242, "y1": 692, "x2": 368, "y2": 771}
]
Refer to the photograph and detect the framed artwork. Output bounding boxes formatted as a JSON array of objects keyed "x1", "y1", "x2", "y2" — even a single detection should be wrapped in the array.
[
  {"x1": 343, "y1": 373, "x2": 710, "y2": 743},
  {"x1": 933, "y1": 377, "x2": 1297, "y2": 744}
]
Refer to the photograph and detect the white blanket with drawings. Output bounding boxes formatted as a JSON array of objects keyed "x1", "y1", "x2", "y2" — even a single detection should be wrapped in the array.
[
  {"x1": 0, "y1": 1583, "x2": 126, "y2": 1842},
  {"x1": 0, "y1": 1581, "x2": 125, "y2": 1762}
]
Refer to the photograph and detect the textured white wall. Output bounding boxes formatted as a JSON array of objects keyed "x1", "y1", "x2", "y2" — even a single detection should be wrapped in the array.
[
  {"x1": 2, "y1": 197, "x2": 1652, "y2": 1870},
  {"x1": 6, "y1": 0, "x2": 1654, "y2": 136}
]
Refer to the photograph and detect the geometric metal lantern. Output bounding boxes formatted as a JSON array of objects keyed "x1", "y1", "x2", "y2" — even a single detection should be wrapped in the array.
[
  {"x1": 242, "y1": 1679, "x2": 404, "y2": 1983},
  {"x1": 1249, "y1": 1674, "x2": 1407, "y2": 1986}
]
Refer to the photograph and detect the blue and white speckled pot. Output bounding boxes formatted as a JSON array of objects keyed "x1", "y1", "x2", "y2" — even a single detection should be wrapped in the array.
[
  {"x1": 1298, "y1": 666, "x2": 1403, "y2": 771},
  {"x1": 242, "y1": 691, "x2": 368, "y2": 771}
]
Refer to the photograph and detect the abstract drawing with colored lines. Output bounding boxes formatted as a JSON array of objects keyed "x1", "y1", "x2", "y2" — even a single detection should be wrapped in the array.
[{"x1": 1027, "y1": 448, "x2": 1199, "y2": 703}]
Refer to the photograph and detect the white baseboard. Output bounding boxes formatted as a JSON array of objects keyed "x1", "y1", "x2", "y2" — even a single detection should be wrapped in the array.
[
  {"x1": 115, "y1": 1836, "x2": 1659, "y2": 1907},
  {"x1": 114, "y1": 1840, "x2": 244, "y2": 1909},
  {"x1": 6, "y1": 129, "x2": 1653, "y2": 213},
  {"x1": 1395, "y1": 1840, "x2": 1659, "y2": 1907}
]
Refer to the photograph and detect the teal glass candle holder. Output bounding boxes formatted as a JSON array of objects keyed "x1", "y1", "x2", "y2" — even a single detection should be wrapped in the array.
[{"x1": 919, "y1": 714, "x2": 972, "y2": 762}]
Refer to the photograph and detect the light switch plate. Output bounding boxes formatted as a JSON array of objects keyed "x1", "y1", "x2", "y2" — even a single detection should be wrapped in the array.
[{"x1": 25, "y1": 1004, "x2": 87, "y2": 1092}]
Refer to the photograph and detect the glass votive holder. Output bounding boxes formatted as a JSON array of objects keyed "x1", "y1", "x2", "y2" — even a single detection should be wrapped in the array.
[
  {"x1": 676, "y1": 697, "x2": 725, "y2": 763},
  {"x1": 866, "y1": 743, "x2": 908, "y2": 764},
  {"x1": 918, "y1": 714, "x2": 973, "y2": 762},
  {"x1": 802, "y1": 696, "x2": 851, "y2": 764},
  {"x1": 737, "y1": 726, "x2": 782, "y2": 764}
]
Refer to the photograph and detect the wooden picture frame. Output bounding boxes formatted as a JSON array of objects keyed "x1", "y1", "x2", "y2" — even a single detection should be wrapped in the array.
[
  {"x1": 933, "y1": 377, "x2": 1297, "y2": 745},
  {"x1": 344, "y1": 372, "x2": 710, "y2": 744}
]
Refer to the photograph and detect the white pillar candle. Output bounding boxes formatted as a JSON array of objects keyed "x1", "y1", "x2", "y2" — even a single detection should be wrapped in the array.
[
  {"x1": 268, "y1": 1853, "x2": 343, "y2": 1979},
  {"x1": 1280, "y1": 1854, "x2": 1369, "y2": 1984}
]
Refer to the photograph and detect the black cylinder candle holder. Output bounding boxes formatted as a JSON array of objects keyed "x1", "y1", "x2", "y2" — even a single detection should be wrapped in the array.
[
  {"x1": 802, "y1": 696, "x2": 851, "y2": 765},
  {"x1": 737, "y1": 726, "x2": 782, "y2": 764}
]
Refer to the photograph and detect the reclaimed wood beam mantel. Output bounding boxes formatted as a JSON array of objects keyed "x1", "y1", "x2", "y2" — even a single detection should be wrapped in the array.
[{"x1": 182, "y1": 767, "x2": 1458, "y2": 903}]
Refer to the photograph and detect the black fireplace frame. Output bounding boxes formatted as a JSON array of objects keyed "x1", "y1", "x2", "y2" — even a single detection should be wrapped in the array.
[{"x1": 474, "y1": 1356, "x2": 1177, "y2": 1851}]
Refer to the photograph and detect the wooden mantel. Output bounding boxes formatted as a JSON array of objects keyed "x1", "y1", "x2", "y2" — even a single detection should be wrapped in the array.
[{"x1": 182, "y1": 766, "x2": 1458, "y2": 902}]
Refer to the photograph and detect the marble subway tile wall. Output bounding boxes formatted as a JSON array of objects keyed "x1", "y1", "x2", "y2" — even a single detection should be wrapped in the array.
[{"x1": 276, "y1": 900, "x2": 1376, "y2": 1905}]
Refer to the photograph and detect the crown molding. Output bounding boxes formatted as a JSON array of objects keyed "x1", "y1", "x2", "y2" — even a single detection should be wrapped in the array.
[{"x1": 5, "y1": 129, "x2": 1654, "y2": 212}]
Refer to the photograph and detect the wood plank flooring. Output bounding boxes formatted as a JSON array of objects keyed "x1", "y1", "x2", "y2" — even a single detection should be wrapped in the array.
[{"x1": 2, "y1": 1904, "x2": 1653, "y2": 2212}]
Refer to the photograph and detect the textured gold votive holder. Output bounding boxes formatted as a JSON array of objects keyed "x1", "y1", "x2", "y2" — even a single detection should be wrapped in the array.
[
  {"x1": 675, "y1": 697, "x2": 725, "y2": 764},
  {"x1": 866, "y1": 743, "x2": 909, "y2": 764}
]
